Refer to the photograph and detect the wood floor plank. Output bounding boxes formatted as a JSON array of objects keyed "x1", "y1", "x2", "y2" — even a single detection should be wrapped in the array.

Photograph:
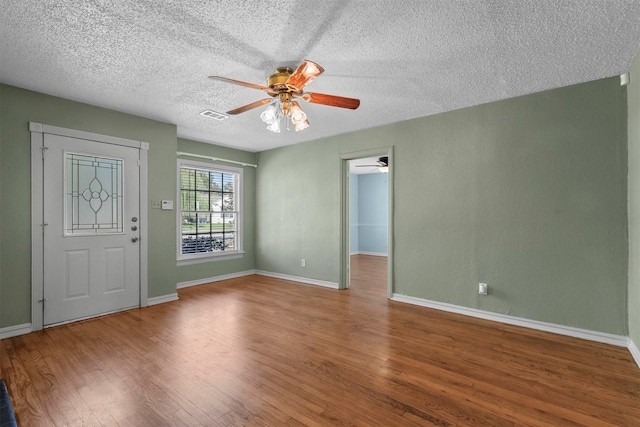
[{"x1": 1, "y1": 254, "x2": 639, "y2": 426}]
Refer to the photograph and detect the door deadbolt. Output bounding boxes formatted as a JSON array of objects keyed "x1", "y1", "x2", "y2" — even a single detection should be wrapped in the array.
[
  {"x1": 131, "y1": 217, "x2": 138, "y2": 222},
  {"x1": 131, "y1": 225, "x2": 137, "y2": 231},
  {"x1": 131, "y1": 237, "x2": 139, "y2": 243}
]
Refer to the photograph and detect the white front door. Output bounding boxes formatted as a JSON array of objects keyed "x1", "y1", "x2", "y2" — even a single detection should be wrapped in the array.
[{"x1": 42, "y1": 133, "x2": 141, "y2": 326}]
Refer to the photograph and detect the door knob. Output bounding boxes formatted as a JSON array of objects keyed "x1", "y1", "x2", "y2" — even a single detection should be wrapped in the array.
[
  {"x1": 131, "y1": 225, "x2": 137, "y2": 231},
  {"x1": 131, "y1": 237, "x2": 139, "y2": 243}
]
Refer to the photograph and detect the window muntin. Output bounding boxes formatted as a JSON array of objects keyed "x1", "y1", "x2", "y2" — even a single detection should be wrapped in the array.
[{"x1": 178, "y1": 160, "x2": 242, "y2": 261}]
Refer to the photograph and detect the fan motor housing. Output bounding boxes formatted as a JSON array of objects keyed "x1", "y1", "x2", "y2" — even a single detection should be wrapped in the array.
[{"x1": 267, "y1": 67, "x2": 300, "y2": 97}]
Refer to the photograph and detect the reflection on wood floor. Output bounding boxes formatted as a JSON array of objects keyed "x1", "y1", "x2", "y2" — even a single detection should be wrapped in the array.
[{"x1": 1, "y1": 254, "x2": 639, "y2": 426}]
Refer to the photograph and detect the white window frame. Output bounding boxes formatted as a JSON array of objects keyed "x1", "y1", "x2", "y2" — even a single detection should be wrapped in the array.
[{"x1": 176, "y1": 159, "x2": 243, "y2": 265}]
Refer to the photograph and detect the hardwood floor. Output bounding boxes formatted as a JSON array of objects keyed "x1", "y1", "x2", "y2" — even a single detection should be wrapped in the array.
[{"x1": 1, "y1": 254, "x2": 639, "y2": 426}]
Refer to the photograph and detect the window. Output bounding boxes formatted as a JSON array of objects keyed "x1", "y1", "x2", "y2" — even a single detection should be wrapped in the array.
[{"x1": 177, "y1": 159, "x2": 242, "y2": 263}]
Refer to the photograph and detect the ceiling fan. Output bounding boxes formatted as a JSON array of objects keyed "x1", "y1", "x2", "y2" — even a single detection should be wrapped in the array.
[
  {"x1": 209, "y1": 60, "x2": 360, "y2": 133},
  {"x1": 356, "y1": 156, "x2": 389, "y2": 173}
]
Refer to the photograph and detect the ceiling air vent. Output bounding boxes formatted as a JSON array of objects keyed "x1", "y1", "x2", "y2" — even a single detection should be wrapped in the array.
[{"x1": 199, "y1": 110, "x2": 228, "y2": 121}]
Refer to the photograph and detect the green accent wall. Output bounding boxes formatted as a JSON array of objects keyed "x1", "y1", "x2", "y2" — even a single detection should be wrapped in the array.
[
  {"x1": 257, "y1": 77, "x2": 629, "y2": 335},
  {"x1": 628, "y1": 53, "x2": 640, "y2": 348},
  {"x1": 0, "y1": 84, "x2": 257, "y2": 328}
]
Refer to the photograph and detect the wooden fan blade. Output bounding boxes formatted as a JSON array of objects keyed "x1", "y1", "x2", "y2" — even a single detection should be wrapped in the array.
[
  {"x1": 302, "y1": 92, "x2": 360, "y2": 110},
  {"x1": 209, "y1": 76, "x2": 268, "y2": 91},
  {"x1": 226, "y1": 98, "x2": 272, "y2": 115},
  {"x1": 286, "y1": 60, "x2": 324, "y2": 91}
]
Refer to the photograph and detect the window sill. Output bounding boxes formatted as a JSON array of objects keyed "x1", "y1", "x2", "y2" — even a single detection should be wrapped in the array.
[{"x1": 177, "y1": 251, "x2": 245, "y2": 266}]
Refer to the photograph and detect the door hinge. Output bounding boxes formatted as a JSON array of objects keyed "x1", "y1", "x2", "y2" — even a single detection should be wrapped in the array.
[
  {"x1": 41, "y1": 146, "x2": 50, "y2": 159},
  {"x1": 38, "y1": 298, "x2": 48, "y2": 304},
  {"x1": 137, "y1": 159, "x2": 141, "y2": 166}
]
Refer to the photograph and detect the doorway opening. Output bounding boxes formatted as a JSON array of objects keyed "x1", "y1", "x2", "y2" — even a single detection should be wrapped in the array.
[{"x1": 340, "y1": 148, "x2": 393, "y2": 298}]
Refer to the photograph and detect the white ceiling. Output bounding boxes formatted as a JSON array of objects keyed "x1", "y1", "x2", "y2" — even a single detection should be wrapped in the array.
[{"x1": 2, "y1": 1, "x2": 640, "y2": 153}]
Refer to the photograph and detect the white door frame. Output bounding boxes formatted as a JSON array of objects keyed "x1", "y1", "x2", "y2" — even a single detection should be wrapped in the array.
[
  {"x1": 339, "y1": 146, "x2": 394, "y2": 297},
  {"x1": 30, "y1": 122, "x2": 149, "y2": 331}
]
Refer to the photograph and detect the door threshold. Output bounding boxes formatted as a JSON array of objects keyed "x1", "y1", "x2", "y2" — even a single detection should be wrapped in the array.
[{"x1": 44, "y1": 305, "x2": 139, "y2": 329}]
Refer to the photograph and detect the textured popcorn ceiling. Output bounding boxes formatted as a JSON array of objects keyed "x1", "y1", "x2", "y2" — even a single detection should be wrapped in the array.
[{"x1": 2, "y1": 1, "x2": 640, "y2": 152}]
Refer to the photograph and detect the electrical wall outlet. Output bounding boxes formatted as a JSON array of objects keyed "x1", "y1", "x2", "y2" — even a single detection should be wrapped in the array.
[
  {"x1": 479, "y1": 283, "x2": 488, "y2": 295},
  {"x1": 301, "y1": 259, "x2": 306, "y2": 267}
]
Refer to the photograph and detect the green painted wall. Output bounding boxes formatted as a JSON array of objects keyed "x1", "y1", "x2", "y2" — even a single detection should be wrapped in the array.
[
  {"x1": 0, "y1": 85, "x2": 259, "y2": 329},
  {"x1": 257, "y1": 77, "x2": 628, "y2": 335},
  {"x1": 1, "y1": 75, "x2": 632, "y2": 337},
  {"x1": 0, "y1": 84, "x2": 178, "y2": 326},
  {"x1": 257, "y1": 140, "x2": 341, "y2": 281},
  {"x1": 629, "y1": 53, "x2": 640, "y2": 348},
  {"x1": 175, "y1": 138, "x2": 257, "y2": 283}
]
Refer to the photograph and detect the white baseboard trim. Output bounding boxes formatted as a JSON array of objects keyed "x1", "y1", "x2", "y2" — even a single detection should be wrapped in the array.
[
  {"x1": 353, "y1": 251, "x2": 388, "y2": 257},
  {"x1": 256, "y1": 270, "x2": 339, "y2": 289},
  {"x1": 177, "y1": 270, "x2": 257, "y2": 289},
  {"x1": 148, "y1": 293, "x2": 179, "y2": 306},
  {"x1": 0, "y1": 323, "x2": 32, "y2": 340},
  {"x1": 629, "y1": 339, "x2": 640, "y2": 369},
  {"x1": 391, "y1": 294, "x2": 629, "y2": 348}
]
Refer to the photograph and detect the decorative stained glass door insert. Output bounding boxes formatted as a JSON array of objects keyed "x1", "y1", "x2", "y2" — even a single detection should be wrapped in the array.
[{"x1": 65, "y1": 152, "x2": 124, "y2": 235}]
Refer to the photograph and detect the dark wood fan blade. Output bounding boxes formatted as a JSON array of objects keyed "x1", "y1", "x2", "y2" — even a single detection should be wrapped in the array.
[
  {"x1": 209, "y1": 76, "x2": 268, "y2": 91},
  {"x1": 226, "y1": 98, "x2": 272, "y2": 115},
  {"x1": 302, "y1": 92, "x2": 360, "y2": 110},
  {"x1": 286, "y1": 60, "x2": 324, "y2": 91}
]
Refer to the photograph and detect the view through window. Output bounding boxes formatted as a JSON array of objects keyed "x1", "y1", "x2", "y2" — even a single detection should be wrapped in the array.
[{"x1": 178, "y1": 160, "x2": 242, "y2": 260}]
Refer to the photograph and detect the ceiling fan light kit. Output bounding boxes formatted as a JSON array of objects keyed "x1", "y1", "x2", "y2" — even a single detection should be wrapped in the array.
[
  {"x1": 260, "y1": 93, "x2": 309, "y2": 133},
  {"x1": 209, "y1": 60, "x2": 360, "y2": 133}
]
